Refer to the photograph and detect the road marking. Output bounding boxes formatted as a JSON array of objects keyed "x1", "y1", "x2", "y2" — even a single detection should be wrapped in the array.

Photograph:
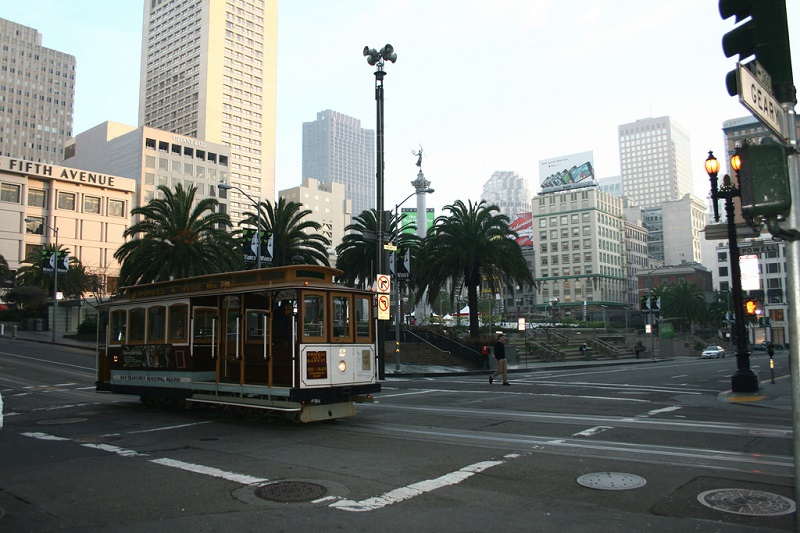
[
  {"x1": 127, "y1": 421, "x2": 216, "y2": 434},
  {"x1": 573, "y1": 426, "x2": 612, "y2": 437},
  {"x1": 82, "y1": 443, "x2": 146, "y2": 457},
  {"x1": 641, "y1": 406, "x2": 683, "y2": 417},
  {"x1": 670, "y1": 374, "x2": 688, "y2": 379},
  {"x1": 22, "y1": 431, "x2": 267, "y2": 485},
  {"x1": 151, "y1": 458, "x2": 268, "y2": 485},
  {"x1": 377, "y1": 390, "x2": 442, "y2": 399},
  {"x1": 21, "y1": 432, "x2": 70, "y2": 441},
  {"x1": 330, "y1": 457, "x2": 507, "y2": 512}
]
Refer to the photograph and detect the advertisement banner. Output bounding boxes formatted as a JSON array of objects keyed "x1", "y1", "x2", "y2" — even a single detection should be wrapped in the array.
[
  {"x1": 539, "y1": 151, "x2": 595, "y2": 192},
  {"x1": 242, "y1": 228, "x2": 273, "y2": 266},
  {"x1": 509, "y1": 212, "x2": 533, "y2": 247}
]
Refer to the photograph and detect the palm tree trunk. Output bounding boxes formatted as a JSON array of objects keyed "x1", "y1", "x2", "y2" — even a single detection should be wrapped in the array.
[{"x1": 468, "y1": 283, "x2": 480, "y2": 338}]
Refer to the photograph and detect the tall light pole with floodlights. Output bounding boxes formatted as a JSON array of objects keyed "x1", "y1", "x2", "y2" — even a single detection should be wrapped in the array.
[
  {"x1": 218, "y1": 183, "x2": 262, "y2": 269},
  {"x1": 705, "y1": 150, "x2": 759, "y2": 393},
  {"x1": 364, "y1": 43, "x2": 397, "y2": 378},
  {"x1": 26, "y1": 217, "x2": 59, "y2": 342},
  {"x1": 393, "y1": 187, "x2": 434, "y2": 372}
]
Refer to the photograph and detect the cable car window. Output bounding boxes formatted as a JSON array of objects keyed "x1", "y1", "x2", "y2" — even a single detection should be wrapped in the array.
[
  {"x1": 355, "y1": 295, "x2": 372, "y2": 340},
  {"x1": 128, "y1": 308, "x2": 146, "y2": 343},
  {"x1": 193, "y1": 307, "x2": 216, "y2": 344},
  {"x1": 246, "y1": 309, "x2": 269, "y2": 343},
  {"x1": 110, "y1": 309, "x2": 126, "y2": 344},
  {"x1": 148, "y1": 306, "x2": 166, "y2": 342},
  {"x1": 302, "y1": 292, "x2": 325, "y2": 340},
  {"x1": 168, "y1": 304, "x2": 188, "y2": 343},
  {"x1": 331, "y1": 294, "x2": 351, "y2": 341}
]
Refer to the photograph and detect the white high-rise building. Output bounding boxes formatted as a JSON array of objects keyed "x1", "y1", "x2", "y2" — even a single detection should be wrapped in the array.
[
  {"x1": 302, "y1": 110, "x2": 375, "y2": 220},
  {"x1": 0, "y1": 18, "x2": 76, "y2": 163},
  {"x1": 138, "y1": 0, "x2": 278, "y2": 224},
  {"x1": 481, "y1": 171, "x2": 531, "y2": 219},
  {"x1": 618, "y1": 116, "x2": 693, "y2": 208}
]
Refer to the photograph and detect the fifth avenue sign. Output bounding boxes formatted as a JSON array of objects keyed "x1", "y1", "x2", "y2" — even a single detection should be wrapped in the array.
[{"x1": 736, "y1": 64, "x2": 787, "y2": 141}]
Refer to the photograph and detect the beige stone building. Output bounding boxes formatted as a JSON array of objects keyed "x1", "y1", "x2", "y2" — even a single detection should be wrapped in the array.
[
  {"x1": 0, "y1": 156, "x2": 135, "y2": 292},
  {"x1": 279, "y1": 177, "x2": 352, "y2": 263}
]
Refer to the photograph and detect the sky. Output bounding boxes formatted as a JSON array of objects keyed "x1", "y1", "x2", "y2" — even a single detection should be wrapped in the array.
[{"x1": 1, "y1": 0, "x2": 799, "y2": 215}]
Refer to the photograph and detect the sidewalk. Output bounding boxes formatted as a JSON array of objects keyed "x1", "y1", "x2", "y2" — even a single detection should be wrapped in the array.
[{"x1": 5, "y1": 328, "x2": 792, "y2": 410}]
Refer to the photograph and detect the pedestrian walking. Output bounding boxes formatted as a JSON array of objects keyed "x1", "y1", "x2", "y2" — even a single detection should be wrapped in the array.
[{"x1": 489, "y1": 333, "x2": 509, "y2": 386}]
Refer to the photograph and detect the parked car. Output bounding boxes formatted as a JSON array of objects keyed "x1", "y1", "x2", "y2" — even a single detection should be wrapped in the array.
[
  {"x1": 701, "y1": 345, "x2": 726, "y2": 358},
  {"x1": 751, "y1": 341, "x2": 769, "y2": 352}
]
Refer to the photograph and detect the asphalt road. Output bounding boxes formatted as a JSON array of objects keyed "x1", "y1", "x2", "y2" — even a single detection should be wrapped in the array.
[{"x1": 0, "y1": 339, "x2": 794, "y2": 532}]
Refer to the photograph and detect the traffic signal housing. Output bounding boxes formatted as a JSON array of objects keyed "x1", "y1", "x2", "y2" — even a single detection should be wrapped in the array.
[
  {"x1": 735, "y1": 141, "x2": 791, "y2": 226},
  {"x1": 744, "y1": 298, "x2": 763, "y2": 316},
  {"x1": 719, "y1": 0, "x2": 795, "y2": 103}
]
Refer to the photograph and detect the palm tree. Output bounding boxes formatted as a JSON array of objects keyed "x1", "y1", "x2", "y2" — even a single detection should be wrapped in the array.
[
  {"x1": 114, "y1": 183, "x2": 239, "y2": 287},
  {"x1": 663, "y1": 282, "x2": 707, "y2": 334},
  {"x1": 0, "y1": 254, "x2": 10, "y2": 285},
  {"x1": 414, "y1": 200, "x2": 534, "y2": 338},
  {"x1": 15, "y1": 244, "x2": 89, "y2": 298},
  {"x1": 240, "y1": 197, "x2": 330, "y2": 267},
  {"x1": 335, "y1": 209, "x2": 420, "y2": 289}
]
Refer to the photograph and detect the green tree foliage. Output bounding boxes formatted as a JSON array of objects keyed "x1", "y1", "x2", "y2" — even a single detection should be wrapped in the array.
[
  {"x1": 414, "y1": 200, "x2": 534, "y2": 338},
  {"x1": 0, "y1": 254, "x2": 10, "y2": 283},
  {"x1": 15, "y1": 244, "x2": 89, "y2": 298},
  {"x1": 661, "y1": 282, "x2": 708, "y2": 334},
  {"x1": 114, "y1": 183, "x2": 239, "y2": 287},
  {"x1": 240, "y1": 197, "x2": 330, "y2": 267},
  {"x1": 335, "y1": 209, "x2": 420, "y2": 289}
]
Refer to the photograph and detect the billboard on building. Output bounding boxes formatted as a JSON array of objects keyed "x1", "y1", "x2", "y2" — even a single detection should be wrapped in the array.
[
  {"x1": 539, "y1": 151, "x2": 595, "y2": 192},
  {"x1": 509, "y1": 212, "x2": 533, "y2": 247}
]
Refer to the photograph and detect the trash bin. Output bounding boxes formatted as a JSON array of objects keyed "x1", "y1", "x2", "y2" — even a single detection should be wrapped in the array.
[{"x1": 34, "y1": 318, "x2": 43, "y2": 331}]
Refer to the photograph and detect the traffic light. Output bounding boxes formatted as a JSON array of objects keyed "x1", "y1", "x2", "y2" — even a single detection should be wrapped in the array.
[
  {"x1": 735, "y1": 141, "x2": 791, "y2": 225},
  {"x1": 744, "y1": 299, "x2": 763, "y2": 316},
  {"x1": 719, "y1": 0, "x2": 795, "y2": 103}
]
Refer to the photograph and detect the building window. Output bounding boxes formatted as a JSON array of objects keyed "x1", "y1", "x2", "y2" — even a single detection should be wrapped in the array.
[
  {"x1": 84, "y1": 196, "x2": 101, "y2": 214},
  {"x1": 1, "y1": 183, "x2": 21, "y2": 203},
  {"x1": 25, "y1": 216, "x2": 43, "y2": 234},
  {"x1": 27, "y1": 188, "x2": 46, "y2": 207},
  {"x1": 108, "y1": 199, "x2": 125, "y2": 217},
  {"x1": 57, "y1": 192, "x2": 76, "y2": 210}
]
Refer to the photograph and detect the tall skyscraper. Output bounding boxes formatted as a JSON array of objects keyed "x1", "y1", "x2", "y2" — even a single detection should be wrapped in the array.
[
  {"x1": 481, "y1": 171, "x2": 532, "y2": 219},
  {"x1": 302, "y1": 109, "x2": 375, "y2": 219},
  {"x1": 138, "y1": 0, "x2": 278, "y2": 223},
  {"x1": 618, "y1": 116, "x2": 693, "y2": 208},
  {"x1": 0, "y1": 18, "x2": 76, "y2": 163}
]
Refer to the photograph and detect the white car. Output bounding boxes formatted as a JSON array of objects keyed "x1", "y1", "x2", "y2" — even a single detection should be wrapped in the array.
[{"x1": 701, "y1": 345, "x2": 726, "y2": 359}]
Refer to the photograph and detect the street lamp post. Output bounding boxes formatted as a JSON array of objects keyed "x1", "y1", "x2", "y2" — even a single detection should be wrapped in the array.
[
  {"x1": 26, "y1": 217, "x2": 58, "y2": 342},
  {"x1": 364, "y1": 44, "x2": 397, "y2": 378},
  {"x1": 393, "y1": 187, "x2": 433, "y2": 372},
  {"x1": 218, "y1": 183, "x2": 262, "y2": 269},
  {"x1": 705, "y1": 151, "x2": 759, "y2": 393}
]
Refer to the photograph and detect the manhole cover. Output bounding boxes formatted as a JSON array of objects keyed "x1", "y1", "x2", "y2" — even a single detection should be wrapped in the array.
[
  {"x1": 698, "y1": 488, "x2": 795, "y2": 516},
  {"x1": 577, "y1": 472, "x2": 647, "y2": 490},
  {"x1": 255, "y1": 481, "x2": 328, "y2": 503}
]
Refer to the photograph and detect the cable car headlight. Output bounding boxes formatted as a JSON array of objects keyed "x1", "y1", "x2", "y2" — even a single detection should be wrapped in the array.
[{"x1": 338, "y1": 360, "x2": 347, "y2": 373}]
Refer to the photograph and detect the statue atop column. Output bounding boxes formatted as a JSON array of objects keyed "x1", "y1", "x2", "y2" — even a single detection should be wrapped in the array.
[{"x1": 412, "y1": 146, "x2": 424, "y2": 170}]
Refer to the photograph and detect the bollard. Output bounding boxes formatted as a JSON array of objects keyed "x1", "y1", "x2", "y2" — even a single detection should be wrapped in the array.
[{"x1": 12, "y1": 325, "x2": 17, "y2": 337}]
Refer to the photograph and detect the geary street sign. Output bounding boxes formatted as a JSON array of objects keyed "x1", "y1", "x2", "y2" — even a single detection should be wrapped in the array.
[{"x1": 736, "y1": 63, "x2": 787, "y2": 141}]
